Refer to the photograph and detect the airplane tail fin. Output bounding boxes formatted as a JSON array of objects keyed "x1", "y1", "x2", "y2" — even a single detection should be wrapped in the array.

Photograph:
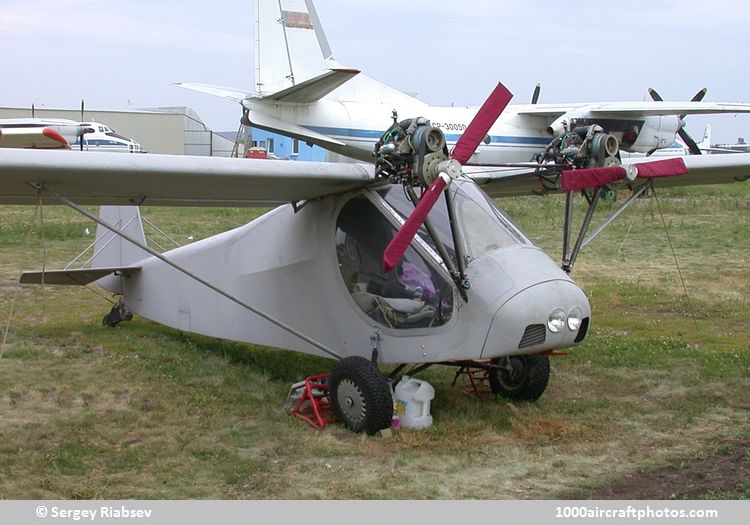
[
  {"x1": 700, "y1": 124, "x2": 712, "y2": 149},
  {"x1": 254, "y1": 0, "x2": 335, "y2": 96},
  {"x1": 253, "y1": 0, "x2": 424, "y2": 106},
  {"x1": 92, "y1": 206, "x2": 150, "y2": 293}
]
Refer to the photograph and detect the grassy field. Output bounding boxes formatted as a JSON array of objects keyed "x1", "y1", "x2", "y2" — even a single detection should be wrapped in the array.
[{"x1": 0, "y1": 182, "x2": 748, "y2": 499}]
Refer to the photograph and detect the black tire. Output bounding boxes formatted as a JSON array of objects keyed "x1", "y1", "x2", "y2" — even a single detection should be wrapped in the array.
[
  {"x1": 330, "y1": 356, "x2": 392, "y2": 435},
  {"x1": 488, "y1": 355, "x2": 550, "y2": 401}
]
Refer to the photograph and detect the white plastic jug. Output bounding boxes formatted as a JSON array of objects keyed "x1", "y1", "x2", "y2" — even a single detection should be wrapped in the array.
[{"x1": 394, "y1": 375, "x2": 435, "y2": 429}]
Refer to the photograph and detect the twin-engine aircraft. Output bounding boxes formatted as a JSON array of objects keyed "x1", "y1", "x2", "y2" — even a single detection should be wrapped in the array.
[
  {"x1": 178, "y1": 0, "x2": 750, "y2": 165},
  {"x1": 2, "y1": 78, "x2": 750, "y2": 434}
]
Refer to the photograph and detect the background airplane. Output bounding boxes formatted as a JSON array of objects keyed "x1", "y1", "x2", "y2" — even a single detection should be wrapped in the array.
[
  {"x1": 178, "y1": 0, "x2": 750, "y2": 165},
  {"x1": 0, "y1": 117, "x2": 142, "y2": 152}
]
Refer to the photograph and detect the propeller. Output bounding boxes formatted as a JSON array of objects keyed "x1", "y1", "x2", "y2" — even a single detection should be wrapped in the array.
[
  {"x1": 80, "y1": 99, "x2": 85, "y2": 151},
  {"x1": 531, "y1": 83, "x2": 541, "y2": 104},
  {"x1": 648, "y1": 87, "x2": 707, "y2": 155},
  {"x1": 382, "y1": 83, "x2": 513, "y2": 272}
]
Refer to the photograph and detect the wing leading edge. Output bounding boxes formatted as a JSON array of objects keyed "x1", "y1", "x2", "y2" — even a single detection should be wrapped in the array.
[{"x1": 0, "y1": 149, "x2": 375, "y2": 207}]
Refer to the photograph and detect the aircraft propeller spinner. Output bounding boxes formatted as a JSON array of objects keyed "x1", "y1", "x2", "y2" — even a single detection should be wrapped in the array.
[{"x1": 380, "y1": 83, "x2": 513, "y2": 273}]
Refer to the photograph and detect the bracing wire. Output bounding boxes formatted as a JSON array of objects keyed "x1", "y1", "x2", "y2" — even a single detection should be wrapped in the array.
[
  {"x1": 1, "y1": 203, "x2": 42, "y2": 360},
  {"x1": 652, "y1": 188, "x2": 700, "y2": 330}
]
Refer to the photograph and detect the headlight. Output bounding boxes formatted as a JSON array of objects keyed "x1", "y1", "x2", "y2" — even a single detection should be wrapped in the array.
[
  {"x1": 547, "y1": 309, "x2": 567, "y2": 333},
  {"x1": 567, "y1": 307, "x2": 583, "y2": 331}
]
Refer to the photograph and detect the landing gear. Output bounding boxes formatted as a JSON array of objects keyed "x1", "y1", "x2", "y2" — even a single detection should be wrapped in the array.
[
  {"x1": 330, "y1": 356, "x2": 392, "y2": 435},
  {"x1": 102, "y1": 302, "x2": 133, "y2": 327},
  {"x1": 489, "y1": 355, "x2": 550, "y2": 401}
]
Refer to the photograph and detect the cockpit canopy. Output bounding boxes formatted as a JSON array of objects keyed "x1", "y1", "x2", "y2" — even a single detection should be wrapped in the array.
[{"x1": 335, "y1": 180, "x2": 531, "y2": 330}]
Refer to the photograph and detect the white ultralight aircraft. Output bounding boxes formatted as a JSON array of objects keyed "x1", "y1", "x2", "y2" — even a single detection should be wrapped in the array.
[
  {"x1": 1, "y1": 78, "x2": 750, "y2": 434},
  {"x1": 178, "y1": 0, "x2": 750, "y2": 165}
]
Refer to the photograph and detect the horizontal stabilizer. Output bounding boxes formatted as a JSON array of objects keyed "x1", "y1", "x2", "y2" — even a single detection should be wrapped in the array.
[
  {"x1": 263, "y1": 69, "x2": 360, "y2": 103},
  {"x1": 175, "y1": 82, "x2": 253, "y2": 102},
  {"x1": 20, "y1": 266, "x2": 141, "y2": 286},
  {"x1": 248, "y1": 111, "x2": 346, "y2": 148}
]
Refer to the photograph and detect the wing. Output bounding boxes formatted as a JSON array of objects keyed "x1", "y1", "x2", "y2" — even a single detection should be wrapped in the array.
[
  {"x1": 0, "y1": 127, "x2": 70, "y2": 149},
  {"x1": 517, "y1": 101, "x2": 750, "y2": 119},
  {"x1": 470, "y1": 154, "x2": 750, "y2": 198},
  {"x1": 0, "y1": 149, "x2": 375, "y2": 207}
]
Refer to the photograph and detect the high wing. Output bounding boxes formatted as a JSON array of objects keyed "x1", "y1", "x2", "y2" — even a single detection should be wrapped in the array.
[
  {"x1": 470, "y1": 153, "x2": 750, "y2": 198},
  {"x1": 517, "y1": 101, "x2": 750, "y2": 118},
  {"x1": 0, "y1": 126, "x2": 70, "y2": 149},
  {"x1": 0, "y1": 149, "x2": 374, "y2": 207},
  {"x1": 1, "y1": 149, "x2": 749, "y2": 208}
]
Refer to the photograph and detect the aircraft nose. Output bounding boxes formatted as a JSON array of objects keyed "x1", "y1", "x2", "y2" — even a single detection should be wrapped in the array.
[{"x1": 481, "y1": 278, "x2": 591, "y2": 359}]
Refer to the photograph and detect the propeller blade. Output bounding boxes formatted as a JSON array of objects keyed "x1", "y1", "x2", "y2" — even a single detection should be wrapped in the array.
[
  {"x1": 678, "y1": 128, "x2": 703, "y2": 155},
  {"x1": 647, "y1": 87, "x2": 664, "y2": 102},
  {"x1": 383, "y1": 175, "x2": 448, "y2": 272},
  {"x1": 691, "y1": 88, "x2": 708, "y2": 103},
  {"x1": 531, "y1": 83, "x2": 541, "y2": 104},
  {"x1": 80, "y1": 99, "x2": 85, "y2": 151},
  {"x1": 679, "y1": 89, "x2": 707, "y2": 154},
  {"x1": 562, "y1": 158, "x2": 688, "y2": 192},
  {"x1": 451, "y1": 82, "x2": 513, "y2": 164}
]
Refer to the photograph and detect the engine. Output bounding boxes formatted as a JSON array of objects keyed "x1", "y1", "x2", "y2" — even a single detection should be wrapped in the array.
[
  {"x1": 624, "y1": 115, "x2": 683, "y2": 153},
  {"x1": 373, "y1": 117, "x2": 452, "y2": 187},
  {"x1": 548, "y1": 111, "x2": 683, "y2": 155},
  {"x1": 537, "y1": 125, "x2": 621, "y2": 170}
]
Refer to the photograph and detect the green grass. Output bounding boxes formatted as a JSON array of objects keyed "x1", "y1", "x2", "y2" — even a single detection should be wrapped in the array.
[{"x1": 0, "y1": 182, "x2": 748, "y2": 499}]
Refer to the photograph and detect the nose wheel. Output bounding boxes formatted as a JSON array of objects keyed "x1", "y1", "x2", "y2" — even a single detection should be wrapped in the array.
[
  {"x1": 489, "y1": 355, "x2": 550, "y2": 401},
  {"x1": 330, "y1": 356, "x2": 393, "y2": 435}
]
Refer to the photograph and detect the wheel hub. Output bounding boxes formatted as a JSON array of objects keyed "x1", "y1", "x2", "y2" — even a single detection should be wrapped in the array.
[{"x1": 337, "y1": 379, "x2": 366, "y2": 424}]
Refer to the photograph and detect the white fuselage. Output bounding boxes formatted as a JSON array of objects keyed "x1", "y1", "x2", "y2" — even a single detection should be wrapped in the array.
[{"x1": 249, "y1": 98, "x2": 678, "y2": 164}]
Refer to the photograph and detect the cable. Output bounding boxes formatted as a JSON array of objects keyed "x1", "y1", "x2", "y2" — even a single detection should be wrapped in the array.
[
  {"x1": 1, "y1": 203, "x2": 42, "y2": 361},
  {"x1": 652, "y1": 189, "x2": 699, "y2": 330}
]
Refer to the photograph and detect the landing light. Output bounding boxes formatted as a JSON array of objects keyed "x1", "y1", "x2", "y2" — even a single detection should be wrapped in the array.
[
  {"x1": 567, "y1": 307, "x2": 583, "y2": 331},
  {"x1": 547, "y1": 309, "x2": 567, "y2": 333}
]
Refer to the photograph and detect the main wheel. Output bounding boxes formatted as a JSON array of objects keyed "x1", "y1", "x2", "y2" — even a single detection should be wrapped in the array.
[
  {"x1": 488, "y1": 355, "x2": 550, "y2": 401},
  {"x1": 330, "y1": 356, "x2": 392, "y2": 435}
]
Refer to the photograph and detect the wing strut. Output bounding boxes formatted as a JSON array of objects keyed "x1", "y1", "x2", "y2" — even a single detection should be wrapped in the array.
[
  {"x1": 28, "y1": 182, "x2": 343, "y2": 361},
  {"x1": 561, "y1": 182, "x2": 651, "y2": 273}
]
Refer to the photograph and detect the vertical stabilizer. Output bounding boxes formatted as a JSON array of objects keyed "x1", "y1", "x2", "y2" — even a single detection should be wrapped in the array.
[
  {"x1": 92, "y1": 206, "x2": 150, "y2": 293},
  {"x1": 255, "y1": 0, "x2": 332, "y2": 96},
  {"x1": 699, "y1": 124, "x2": 712, "y2": 150}
]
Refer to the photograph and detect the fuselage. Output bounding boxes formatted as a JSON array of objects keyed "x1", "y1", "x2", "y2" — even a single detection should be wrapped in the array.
[
  {"x1": 114, "y1": 178, "x2": 591, "y2": 364},
  {"x1": 249, "y1": 98, "x2": 680, "y2": 164}
]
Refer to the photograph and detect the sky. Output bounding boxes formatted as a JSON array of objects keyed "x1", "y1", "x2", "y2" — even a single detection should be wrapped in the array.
[{"x1": 2, "y1": 0, "x2": 750, "y2": 144}]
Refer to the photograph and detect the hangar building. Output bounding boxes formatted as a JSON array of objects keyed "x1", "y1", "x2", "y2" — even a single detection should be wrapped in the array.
[{"x1": 0, "y1": 106, "x2": 332, "y2": 161}]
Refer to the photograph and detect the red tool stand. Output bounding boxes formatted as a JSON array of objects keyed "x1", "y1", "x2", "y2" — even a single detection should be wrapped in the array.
[
  {"x1": 291, "y1": 373, "x2": 337, "y2": 430},
  {"x1": 451, "y1": 365, "x2": 493, "y2": 398}
]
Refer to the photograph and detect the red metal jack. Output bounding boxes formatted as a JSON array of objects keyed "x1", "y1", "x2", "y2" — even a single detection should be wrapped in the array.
[
  {"x1": 291, "y1": 373, "x2": 337, "y2": 430},
  {"x1": 451, "y1": 366, "x2": 492, "y2": 398}
]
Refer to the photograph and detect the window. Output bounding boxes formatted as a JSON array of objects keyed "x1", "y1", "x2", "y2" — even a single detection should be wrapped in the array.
[
  {"x1": 335, "y1": 196, "x2": 453, "y2": 329},
  {"x1": 380, "y1": 180, "x2": 527, "y2": 264},
  {"x1": 293, "y1": 139, "x2": 300, "y2": 155},
  {"x1": 268, "y1": 138, "x2": 275, "y2": 153}
]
